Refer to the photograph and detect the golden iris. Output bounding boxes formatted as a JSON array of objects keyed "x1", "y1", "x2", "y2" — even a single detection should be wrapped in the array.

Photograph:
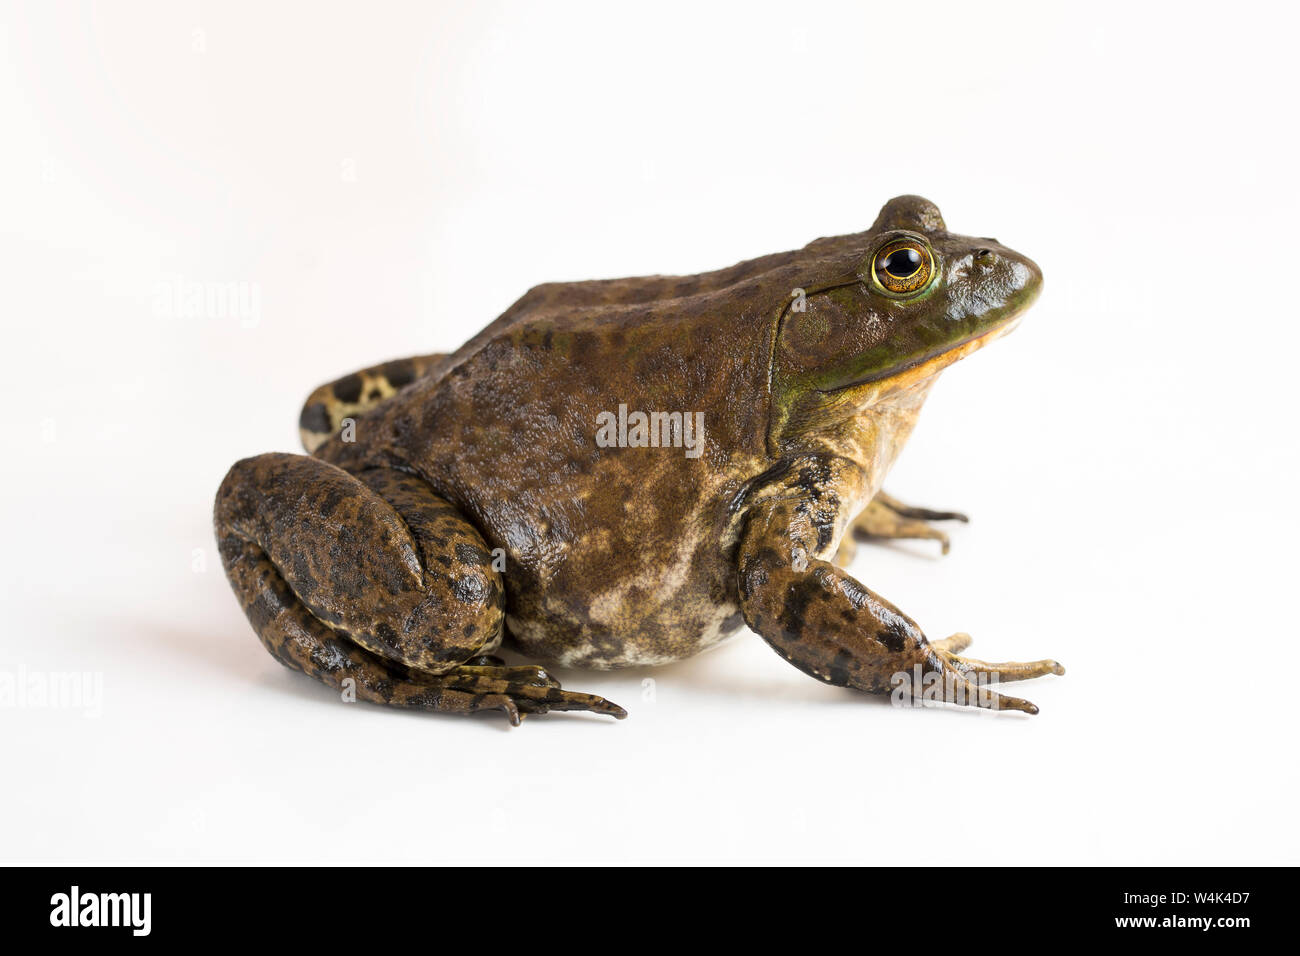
[{"x1": 872, "y1": 238, "x2": 934, "y2": 295}]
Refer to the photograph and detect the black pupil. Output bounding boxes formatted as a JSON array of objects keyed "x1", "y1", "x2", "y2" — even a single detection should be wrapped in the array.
[{"x1": 882, "y1": 248, "x2": 922, "y2": 278}]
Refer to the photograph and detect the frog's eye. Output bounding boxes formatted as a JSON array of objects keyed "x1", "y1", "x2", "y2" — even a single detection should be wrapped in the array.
[{"x1": 871, "y1": 238, "x2": 934, "y2": 296}]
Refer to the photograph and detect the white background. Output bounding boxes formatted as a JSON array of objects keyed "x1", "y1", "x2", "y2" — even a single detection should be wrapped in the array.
[{"x1": 3, "y1": 0, "x2": 1297, "y2": 864}]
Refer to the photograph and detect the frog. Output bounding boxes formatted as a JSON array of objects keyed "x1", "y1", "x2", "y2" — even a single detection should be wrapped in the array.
[{"x1": 214, "y1": 195, "x2": 1063, "y2": 724}]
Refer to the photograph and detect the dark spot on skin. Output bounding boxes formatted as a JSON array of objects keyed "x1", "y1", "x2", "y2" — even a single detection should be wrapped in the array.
[
  {"x1": 382, "y1": 359, "x2": 415, "y2": 388},
  {"x1": 376, "y1": 621, "x2": 399, "y2": 649},
  {"x1": 794, "y1": 462, "x2": 832, "y2": 495},
  {"x1": 436, "y1": 644, "x2": 468, "y2": 663},
  {"x1": 299, "y1": 402, "x2": 331, "y2": 435},
  {"x1": 453, "y1": 575, "x2": 486, "y2": 604},
  {"x1": 366, "y1": 388, "x2": 383, "y2": 402},
  {"x1": 455, "y1": 542, "x2": 490, "y2": 565},
  {"x1": 778, "y1": 576, "x2": 821, "y2": 641},
  {"x1": 291, "y1": 553, "x2": 319, "y2": 597},
  {"x1": 829, "y1": 649, "x2": 854, "y2": 687},
  {"x1": 334, "y1": 373, "x2": 363, "y2": 404},
  {"x1": 463, "y1": 624, "x2": 476, "y2": 639},
  {"x1": 815, "y1": 515, "x2": 834, "y2": 551},
  {"x1": 878, "y1": 618, "x2": 911, "y2": 653},
  {"x1": 248, "y1": 592, "x2": 279, "y2": 631}
]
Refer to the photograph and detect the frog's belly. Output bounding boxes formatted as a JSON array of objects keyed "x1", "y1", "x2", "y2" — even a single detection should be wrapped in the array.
[
  {"x1": 502, "y1": 533, "x2": 747, "y2": 669},
  {"x1": 508, "y1": 602, "x2": 746, "y2": 669}
]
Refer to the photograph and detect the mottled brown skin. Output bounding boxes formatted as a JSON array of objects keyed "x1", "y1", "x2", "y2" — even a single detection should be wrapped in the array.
[{"x1": 215, "y1": 195, "x2": 1063, "y2": 722}]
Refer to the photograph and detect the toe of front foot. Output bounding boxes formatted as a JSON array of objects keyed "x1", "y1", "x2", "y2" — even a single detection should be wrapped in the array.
[{"x1": 921, "y1": 634, "x2": 1065, "y2": 715}]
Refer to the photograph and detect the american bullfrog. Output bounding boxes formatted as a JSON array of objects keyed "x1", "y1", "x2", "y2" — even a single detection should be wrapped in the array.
[{"x1": 214, "y1": 195, "x2": 1063, "y2": 723}]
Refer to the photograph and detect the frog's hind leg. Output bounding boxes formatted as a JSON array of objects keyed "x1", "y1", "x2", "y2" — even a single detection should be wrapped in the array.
[
  {"x1": 850, "y1": 490, "x2": 969, "y2": 556},
  {"x1": 299, "y1": 353, "x2": 444, "y2": 453},
  {"x1": 214, "y1": 453, "x2": 625, "y2": 723}
]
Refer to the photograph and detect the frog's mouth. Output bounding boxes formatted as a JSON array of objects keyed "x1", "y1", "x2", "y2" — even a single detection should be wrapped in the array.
[{"x1": 830, "y1": 311, "x2": 1025, "y2": 399}]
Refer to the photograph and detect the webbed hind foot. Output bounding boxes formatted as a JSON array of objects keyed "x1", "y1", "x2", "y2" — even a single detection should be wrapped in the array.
[
  {"x1": 422, "y1": 667, "x2": 627, "y2": 726},
  {"x1": 852, "y1": 490, "x2": 969, "y2": 555}
]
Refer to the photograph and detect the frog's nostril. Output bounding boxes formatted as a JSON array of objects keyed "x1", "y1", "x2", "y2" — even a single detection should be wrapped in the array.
[{"x1": 974, "y1": 248, "x2": 995, "y2": 261}]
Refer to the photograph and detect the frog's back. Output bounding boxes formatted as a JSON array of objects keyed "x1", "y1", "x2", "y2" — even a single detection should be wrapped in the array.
[{"x1": 414, "y1": 228, "x2": 871, "y2": 388}]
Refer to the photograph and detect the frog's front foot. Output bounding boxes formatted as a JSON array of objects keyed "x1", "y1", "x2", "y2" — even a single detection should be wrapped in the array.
[
  {"x1": 851, "y1": 490, "x2": 969, "y2": 556},
  {"x1": 914, "y1": 633, "x2": 1065, "y2": 715},
  {"x1": 931, "y1": 632, "x2": 1065, "y2": 694},
  {"x1": 741, "y1": 495, "x2": 1064, "y2": 715}
]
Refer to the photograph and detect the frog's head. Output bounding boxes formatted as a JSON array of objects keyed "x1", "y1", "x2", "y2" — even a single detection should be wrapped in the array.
[{"x1": 770, "y1": 195, "x2": 1042, "y2": 445}]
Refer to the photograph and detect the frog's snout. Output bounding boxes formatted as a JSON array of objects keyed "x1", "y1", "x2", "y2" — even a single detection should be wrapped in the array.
[
  {"x1": 980, "y1": 244, "x2": 1043, "y2": 307},
  {"x1": 1015, "y1": 252, "x2": 1043, "y2": 290}
]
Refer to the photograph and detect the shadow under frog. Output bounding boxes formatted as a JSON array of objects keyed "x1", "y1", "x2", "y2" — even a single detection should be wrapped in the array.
[{"x1": 214, "y1": 195, "x2": 1063, "y2": 724}]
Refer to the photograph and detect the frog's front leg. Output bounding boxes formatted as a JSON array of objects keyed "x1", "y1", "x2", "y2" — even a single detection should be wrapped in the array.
[
  {"x1": 214, "y1": 453, "x2": 625, "y2": 724},
  {"x1": 739, "y1": 497, "x2": 1061, "y2": 714},
  {"x1": 838, "y1": 491, "x2": 969, "y2": 563}
]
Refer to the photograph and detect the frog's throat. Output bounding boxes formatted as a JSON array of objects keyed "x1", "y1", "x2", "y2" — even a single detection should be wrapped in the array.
[
  {"x1": 828, "y1": 313, "x2": 1023, "y2": 407},
  {"x1": 767, "y1": 314, "x2": 1022, "y2": 451}
]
